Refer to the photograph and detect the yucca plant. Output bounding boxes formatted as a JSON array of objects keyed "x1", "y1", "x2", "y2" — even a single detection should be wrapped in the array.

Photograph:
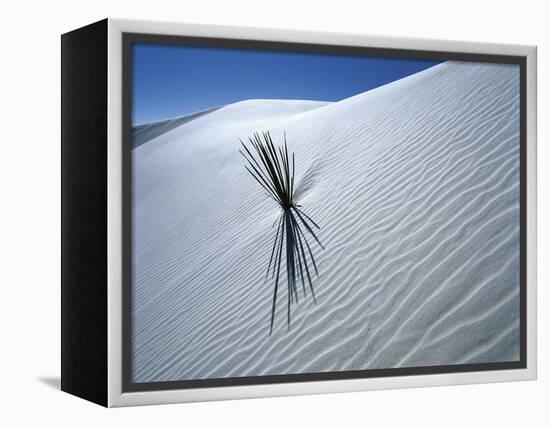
[{"x1": 240, "y1": 131, "x2": 324, "y2": 334}]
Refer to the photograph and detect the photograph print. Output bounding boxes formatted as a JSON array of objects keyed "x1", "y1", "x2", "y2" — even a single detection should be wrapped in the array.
[{"x1": 126, "y1": 37, "x2": 524, "y2": 389}]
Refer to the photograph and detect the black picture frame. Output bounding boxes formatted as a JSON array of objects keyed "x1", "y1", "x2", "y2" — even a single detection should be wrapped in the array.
[{"x1": 61, "y1": 19, "x2": 536, "y2": 407}]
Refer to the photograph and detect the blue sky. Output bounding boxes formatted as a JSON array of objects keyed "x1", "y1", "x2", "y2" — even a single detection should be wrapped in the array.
[{"x1": 132, "y1": 43, "x2": 441, "y2": 125}]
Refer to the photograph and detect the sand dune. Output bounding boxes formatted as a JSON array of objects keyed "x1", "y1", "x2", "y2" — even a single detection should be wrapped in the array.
[
  {"x1": 131, "y1": 61, "x2": 520, "y2": 383},
  {"x1": 132, "y1": 106, "x2": 221, "y2": 148}
]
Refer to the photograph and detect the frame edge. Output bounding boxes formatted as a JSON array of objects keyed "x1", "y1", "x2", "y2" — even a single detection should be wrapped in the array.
[{"x1": 106, "y1": 18, "x2": 537, "y2": 407}]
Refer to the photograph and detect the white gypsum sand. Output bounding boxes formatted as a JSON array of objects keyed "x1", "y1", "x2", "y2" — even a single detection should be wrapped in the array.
[{"x1": 131, "y1": 61, "x2": 520, "y2": 383}]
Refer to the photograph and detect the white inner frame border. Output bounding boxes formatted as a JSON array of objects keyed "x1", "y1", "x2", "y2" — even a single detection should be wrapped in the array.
[{"x1": 107, "y1": 18, "x2": 537, "y2": 407}]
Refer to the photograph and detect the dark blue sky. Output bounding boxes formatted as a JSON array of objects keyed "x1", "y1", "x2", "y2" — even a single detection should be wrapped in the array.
[{"x1": 132, "y1": 43, "x2": 441, "y2": 125}]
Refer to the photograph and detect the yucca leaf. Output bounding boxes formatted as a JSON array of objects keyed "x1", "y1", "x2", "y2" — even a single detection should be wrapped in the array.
[{"x1": 240, "y1": 130, "x2": 325, "y2": 334}]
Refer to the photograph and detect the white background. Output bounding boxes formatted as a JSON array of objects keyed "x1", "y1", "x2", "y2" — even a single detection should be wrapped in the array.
[{"x1": 0, "y1": 0, "x2": 547, "y2": 424}]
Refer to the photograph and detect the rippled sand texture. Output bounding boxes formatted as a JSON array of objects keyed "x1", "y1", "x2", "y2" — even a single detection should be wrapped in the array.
[{"x1": 131, "y1": 61, "x2": 520, "y2": 383}]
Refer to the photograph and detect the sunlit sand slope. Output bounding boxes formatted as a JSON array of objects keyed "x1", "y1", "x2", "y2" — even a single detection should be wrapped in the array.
[{"x1": 131, "y1": 62, "x2": 520, "y2": 383}]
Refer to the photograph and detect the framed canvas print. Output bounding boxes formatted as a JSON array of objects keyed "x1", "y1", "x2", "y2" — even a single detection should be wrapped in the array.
[{"x1": 61, "y1": 18, "x2": 537, "y2": 407}]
